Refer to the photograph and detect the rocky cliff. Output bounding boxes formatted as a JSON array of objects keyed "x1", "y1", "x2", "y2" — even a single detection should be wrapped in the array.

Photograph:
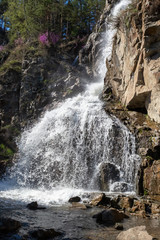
[
  {"x1": 105, "y1": 0, "x2": 160, "y2": 121},
  {"x1": 0, "y1": 39, "x2": 89, "y2": 174},
  {"x1": 103, "y1": 0, "x2": 160, "y2": 200}
]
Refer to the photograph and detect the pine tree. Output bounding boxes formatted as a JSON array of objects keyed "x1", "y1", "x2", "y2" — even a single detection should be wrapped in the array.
[{"x1": 4, "y1": 0, "x2": 106, "y2": 43}]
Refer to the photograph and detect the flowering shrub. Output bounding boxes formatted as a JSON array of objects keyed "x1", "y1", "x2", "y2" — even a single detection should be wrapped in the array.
[
  {"x1": 15, "y1": 38, "x2": 24, "y2": 46},
  {"x1": 0, "y1": 45, "x2": 4, "y2": 51},
  {"x1": 39, "y1": 32, "x2": 60, "y2": 46},
  {"x1": 49, "y1": 32, "x2": 60, "y2": 45},
  {"x1": 39, "y1": 32, "x2": 49, "y2": 46}
]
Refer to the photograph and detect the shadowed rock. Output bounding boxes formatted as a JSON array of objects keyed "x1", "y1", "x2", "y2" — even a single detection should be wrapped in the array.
[
  {"x1": 68, "y1": 196, "x2": 81, "y2": 203},
  {"x1": 27, "y1": 201, "x2": 46, "y2": 210},
  {"x1": 30, "y1": 228, "x2": 62, "y2": 240},
  {"x1": 93, "y1": 208, "x2": 128, "y2": 226},
  {"x1": 0, "y1": 218, "x2": 21, "y2": 233}
]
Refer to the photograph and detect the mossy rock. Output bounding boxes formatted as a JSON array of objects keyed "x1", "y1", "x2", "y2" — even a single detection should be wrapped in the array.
[{"x1": 0, "y1": 143, "x2": 14, "y2": 158}]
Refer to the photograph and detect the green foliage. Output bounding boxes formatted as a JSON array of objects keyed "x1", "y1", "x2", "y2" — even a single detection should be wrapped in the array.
[
  {"x1": 4, "y1": 0, "x2": 106, "y2": 43},
  {"x1": 0, "y1": 143, "x2": 14, "y2": 157},
  {"x1": 67, "y1": 88, "x2": 72, "y2": 94},
  {"x1": 0, "y1": 0, "x2": 8, "y2": 15},
  {"x1": 146, "y1": 155, "x2": 153, "y2": 161},
  {"x1": 143, "y1": 188, "x2": 149, "y2": 196},
  {"x1": 0, "y1": 59, "x2": 21, "y2": 73}
]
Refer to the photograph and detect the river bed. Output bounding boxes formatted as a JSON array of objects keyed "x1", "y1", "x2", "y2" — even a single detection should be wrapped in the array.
[{"x1": 0, "y1": 198, "x2": 160, "y2": 240}]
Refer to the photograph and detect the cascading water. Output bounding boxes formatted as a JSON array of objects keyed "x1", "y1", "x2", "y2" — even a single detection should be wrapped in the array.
[{"x1": 0, "y1": 0, "x2": 141, "y2": 205}]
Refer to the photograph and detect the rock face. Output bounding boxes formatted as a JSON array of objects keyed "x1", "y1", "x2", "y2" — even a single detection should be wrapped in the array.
[
  {"x1": 104, "y1": 0, "x2": 160, "y2": 122},
  {"x1": 0, "y1": 42, "x2": 89, "y2": 173},
  {"x1": 79, "y1": 0, "x2": 119, "y2": 76},
  {"x1": 100, "y1": 163, "x2": 120, "y2": 191},
  {"x1": 103, "y1": 0, "x2": 160, "y2": 201},
  {"x1": 142, "y1": 159, "x2": 160, "y2": 201},
  {"x1": 116, "y1": 226, "x2": 153, "y2": 240}
]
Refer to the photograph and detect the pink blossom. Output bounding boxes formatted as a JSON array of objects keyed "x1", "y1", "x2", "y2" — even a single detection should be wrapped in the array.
[
  {"x1": 39, "y1": 32, "x2": 49, "y2": 46},
  {"x1": 0, "y1": 45, "x2": 4, "y2": 51},
  {"x1": 39, "y1": 32, "x2": 60, "y2": 46}
]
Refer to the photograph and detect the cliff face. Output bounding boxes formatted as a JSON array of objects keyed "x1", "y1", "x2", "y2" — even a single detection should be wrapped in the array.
[
  {"x1": 0, "y1": 41, "x2": 88, "y2": 173},
  {"x1": 105, "y1": 0, "x2": 160, "y2": 122},
  {"x1": 79, "y1": 0, "x2": 118, "y2": 76},
  {"x1": 103, "y1": 0, "x2": 160, "y2": 200}
]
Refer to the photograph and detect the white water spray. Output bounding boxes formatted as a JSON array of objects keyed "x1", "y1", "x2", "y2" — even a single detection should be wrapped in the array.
[{"x1": 0, "y1": 0, "x2": 140, "y2": 206}]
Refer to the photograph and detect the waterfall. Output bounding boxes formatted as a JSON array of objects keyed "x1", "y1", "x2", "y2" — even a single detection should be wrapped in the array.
[{"x1": 0, "y1": 0, "x2": 140, "y2": 205}]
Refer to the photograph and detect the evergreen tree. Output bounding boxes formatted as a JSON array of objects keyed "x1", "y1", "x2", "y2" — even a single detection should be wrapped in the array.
[
  {"x1": 0, "y1": 0, "x2": 8, "y2": 15},
  {"x1": 4, "y1": 0, "x2": 106, "y2": 43}
]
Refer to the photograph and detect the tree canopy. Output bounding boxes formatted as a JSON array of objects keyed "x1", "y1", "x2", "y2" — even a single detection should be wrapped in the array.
[{"x1": 2, "y1": 0, "x2": 106, "y2": 44}]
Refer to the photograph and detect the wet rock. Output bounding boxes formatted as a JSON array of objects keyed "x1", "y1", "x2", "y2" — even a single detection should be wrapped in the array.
[
  {"x1": 115, "y1": 223, "x2": 124, "y2": 230},
  {"x1": 68, "y1": 196, "x2": 81, "y2": 203},
  {"x1": 110, "y1": 196, "x2": 121, "y2": 209},
  {"x1": 92, "y1": 208, "x2": 128, "y2": 226},
  {"x1": 27, "y1": 201, "x2": 38, "y2": 210},
  {"x1": 132, "y1": 199, "x2": 145, "y2": 211},
  {"x1": 90, "y1": 193, "x2": 111, "y2": 206},
  {"x1": 30, "y1": 228, "x2": 62, "y2": 240},
  {"x1": 130, "y1": 199, "x2": 152, "y2": 216},
  {"x1": 151, "y1": 203, "x2": 160, "y2": 214},
  {"x1": 100, "y1": 162, "x2": 120, "y2": 191},
  {"x1": 71, "y1": 202, "x2": 87, "y2": 210},
  {"x1": 0, "y1": 218, "x2": 21, "y2": 233},
  {"x1": 27, "y1": 201, "x2": 46, "y2": 210},
  {"x1": 116, "y1": 226, "x2": 153, "y2": 240},
  {"x1": 118, "y1": 196, "x2": 134, "y2": 210}
]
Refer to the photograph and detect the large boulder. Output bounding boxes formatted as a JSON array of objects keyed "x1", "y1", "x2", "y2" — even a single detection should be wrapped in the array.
[
  {"x1": 116, "y1": 226, "x2": 153, "y2": 240},
  {"x1": 93, "y1": 208, "x2": 128, "y2": 226}
]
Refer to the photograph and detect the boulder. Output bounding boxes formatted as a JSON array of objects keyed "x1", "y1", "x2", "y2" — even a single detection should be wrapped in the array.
[
  {"x1": 0, "y1": 218, "x2": 21, "y2": 233},
  {"x1": 118, "y1": 196, "x2": 134, "y2": 210},
  {"x1": 93, "y1": 208, "x2": 128, "y2": 226},
  {"x1": 151, "y1": 203, "x2": 160, "y2": 214},
  {"x1": 27, "y1": 201, "x2": 38, "y2": 210},
  {"x1": 27, "y1": 201, "x2": 46, "y2": 210},
  {"x1": 30, "y1": 228, "x2": 62, "y2": 240},
  {"x1": 90, "y1": 193, "x2": 111, "y2": 206},
  {"x1": 116, "y1": 226, "x2": 153, "y2": 240},
  {"x1": 68, "y1": 196, "x2": 81, "y2": 203}
]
